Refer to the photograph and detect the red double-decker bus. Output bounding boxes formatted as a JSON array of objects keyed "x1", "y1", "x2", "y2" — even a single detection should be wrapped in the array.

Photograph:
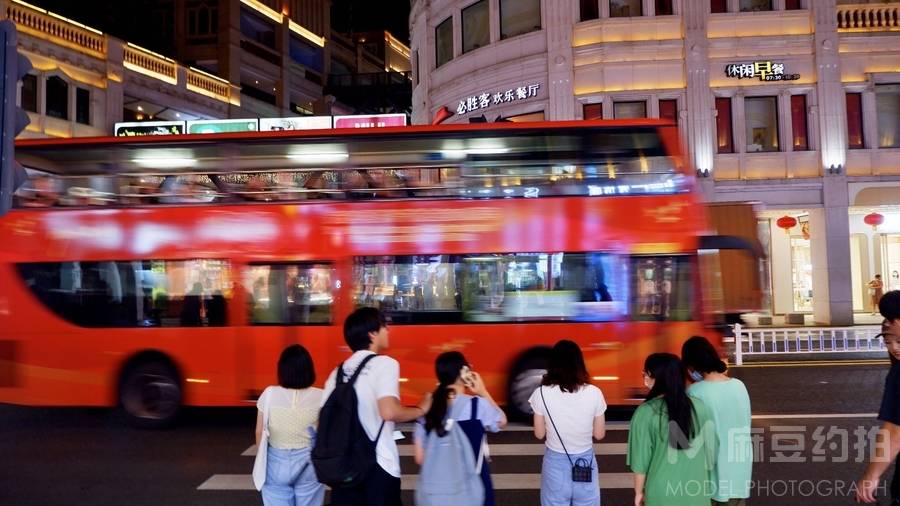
[{"x1": 0, "y1": 120, "x2": 748, "y2": 427}]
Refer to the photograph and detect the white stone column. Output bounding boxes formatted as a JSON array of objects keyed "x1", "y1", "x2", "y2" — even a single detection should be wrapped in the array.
[
  {"x1": 104, "y1": 38, "x2": 125, "y2": 134},
  {"x1": 811, "y1": 0, "x2": 846, "y2": 171},
  {"x1": 545, "y1": 0, "x2": 575, "y2": 120},
  {"x1": 810, "y1": 175, "x2": 854, "y2": 325},
  {"x1": 682, "y1": 0, "x2": 716, "y2": 179}
]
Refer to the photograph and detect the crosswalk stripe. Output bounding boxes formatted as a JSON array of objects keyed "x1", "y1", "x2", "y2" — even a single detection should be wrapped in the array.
[
  {"x1": 197, "y1": 472, "x2": 635, "y2": 491},
  {"x1": 241, "y1": 442, "x2": 627, "y2": 457}
]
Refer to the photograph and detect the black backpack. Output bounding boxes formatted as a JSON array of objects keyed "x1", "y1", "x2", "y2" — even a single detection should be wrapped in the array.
[{"x1": 311, "y1": 354, "x2": 385, "y2": 488}]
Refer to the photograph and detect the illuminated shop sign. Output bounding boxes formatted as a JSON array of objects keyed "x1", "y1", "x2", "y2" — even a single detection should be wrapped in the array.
[
  {"x1": 114, "y1": 121, "x2": 186, "y2": 137},
  {"x1": 187, "y1": 119, "x2": 259, "y2": 134},
  {"x1": 259, "y1": 116, "x2": 332, "y2": 131},
  {"x1": 333, "y1": 114, "x2": 407, "y2": 128},
  {"x1": 725, "y1": 61, "x2": 799, "y2": 82},
  {"x1": 456, "y1": 84, "x2": 541, "y2": 115}
]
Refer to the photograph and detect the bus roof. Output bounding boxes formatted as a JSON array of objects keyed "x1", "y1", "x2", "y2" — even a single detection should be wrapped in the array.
[{"x1": 15, "y1": 120, "x2": 678, "y2": 177}]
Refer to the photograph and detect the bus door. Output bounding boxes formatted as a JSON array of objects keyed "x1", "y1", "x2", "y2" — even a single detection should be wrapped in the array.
[{"x1": 238, "y1": 262, "x2": 336, "y2": 399}]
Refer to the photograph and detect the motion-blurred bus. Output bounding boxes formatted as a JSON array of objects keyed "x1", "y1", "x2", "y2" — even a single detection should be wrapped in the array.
[{"x1": 0, "y1": 120, "x2": 759, "y2": 427}]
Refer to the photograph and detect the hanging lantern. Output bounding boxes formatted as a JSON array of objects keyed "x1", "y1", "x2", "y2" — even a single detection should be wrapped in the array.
[
  {"x1": 864, "y1": 212, "x2": 885, "y2": 230},
  {"x1": 776, "y1": 215, "x2": 798, "y2": 234}
]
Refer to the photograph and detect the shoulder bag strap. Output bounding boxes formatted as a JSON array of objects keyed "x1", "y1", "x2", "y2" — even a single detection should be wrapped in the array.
[{"x1": 540, "y1": 386, "x2": 574, "y2": 467}]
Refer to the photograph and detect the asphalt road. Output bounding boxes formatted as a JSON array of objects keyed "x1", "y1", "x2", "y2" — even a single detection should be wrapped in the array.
[{"x1": 0, "y1": 361, "x2": 893, "y2": 506}]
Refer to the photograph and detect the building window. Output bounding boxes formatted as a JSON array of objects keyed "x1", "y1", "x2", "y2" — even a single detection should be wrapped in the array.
[
  {"x1": 504, "y1": 111, "x2": 545, "y2": 122},
  {"x1": 45, "y1": 76, "x2": 68, "y2": 120},
  {"x1": 740, "y1": 0, "x2": 772, "y2": 12},
  {"x1": 875, "y1": 84, "x2": 900, "y2": 148},
  {"x1": 289, "y1": 35, "x2": 324, "y2": 73},
  {"x1": 583, "y1": 103, "x2": 603, "y2": 120},
  {"x1": 846, "y1": 92, "x2": 864, "y2": 149},
  {"x1": 500, "y1": 0, "x2": 541, "y2": 39},
  {"x1": 435, "y1": 17, "x2": 453, "y2": 68},
  {"x1": 240, "y1": 8, "x2": 276, "y2": 49},
  {"x1": 187, "y1": 0, "x2": 218, "y2": 39},
  {"x1": 656, "y1": 0, "x2": 674, "y2": 16},
  {"x1": 462, "y1": 0, "x2": 489, "y2": 53},
  {"x1": 744, "y1": 97, "x2": 778, "y2": 153},
  {"x1": 614, "y1": 101, "x2": 647, "y2": 119},
  {"x1": 710, "y1": 0, "x2": 727, "y2": 13},
  {"x1": 75, "y1": 88, "x2": 90, "y2": 126},
  {"x1": 715, "y1": 97, "x2": 734, "y2": 153},
  {"x1": 20, "y1": 74, "x2": 37, "y2": 113},
  {"x1": 659, "y1": 99, "x2": 677, "y2": 126},
  {"x1": 745, "y1": 96, "x2": 779, "y2": 152},
  {"x1": 790, "y1": 94, "x2": 809, "y2": 151},
  {"x1": 580, "y1": 0, "x2": 599, "y2": 21},
  {"x1": 610, "y1": 0, "x2": 642, "y2": 17},
  {"x1": 785, "y1": 0, "x2": 802, "y2": 9}
]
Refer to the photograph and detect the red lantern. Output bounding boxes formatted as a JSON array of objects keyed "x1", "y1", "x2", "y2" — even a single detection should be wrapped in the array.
[
  {"x1": 864, "y1": 212, "x2": 885, "y2": 230},
  {"x1": 776, "y1": 216, "x2": 798, "y2": 234}
]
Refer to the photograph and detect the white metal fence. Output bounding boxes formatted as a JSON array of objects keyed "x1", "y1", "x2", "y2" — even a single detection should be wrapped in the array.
[{"x1": 731, "y1": 324, "x2": 884, "y2": 365}]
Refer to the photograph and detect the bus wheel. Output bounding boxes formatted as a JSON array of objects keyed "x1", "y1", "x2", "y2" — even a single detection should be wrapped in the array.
[
  {"x1": 119, "y1": 361, "x2": 182, "y2": 429},
  {"x1": 507, "y1": 354, "x2": 549, "y2": 420}
]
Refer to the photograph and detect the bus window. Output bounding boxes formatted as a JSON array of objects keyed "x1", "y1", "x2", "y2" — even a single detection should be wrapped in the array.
[
  {"x1": 630, "y1": 256, "x2": 693, "y2": 321},
  {"x1": 353, "y1": 256, "x2": 463, "y2": 324},
  {"x1": 461, "y1": 252, "x2": 627, "y2": 322},
  {"x1": 16, "y1": 259, "x2": 232, "y2": 327},
  {"x1": 244, "y1": 263, "x2": 333, "y2": 325}
]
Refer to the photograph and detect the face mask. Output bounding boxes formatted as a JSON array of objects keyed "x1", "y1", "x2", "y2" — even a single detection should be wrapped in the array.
[{"x1": 689, "y1": 370, "x2": 704, "y2": 382}]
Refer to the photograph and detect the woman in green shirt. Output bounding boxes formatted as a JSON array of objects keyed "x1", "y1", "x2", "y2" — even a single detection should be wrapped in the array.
[
  {"x1": 627, "y1": 353, "x2": 717, "y2": 506},
  {"x1": 683, "y1": 336, "x2": 752, "y2": 506}
]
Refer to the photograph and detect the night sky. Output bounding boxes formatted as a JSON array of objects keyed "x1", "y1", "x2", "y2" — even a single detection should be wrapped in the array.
[
  {"x1": 332, "y1": 0, "x2": 411, "y2": 43},
  {"x1": 27, "y1": 0, "x2": 413, "y2": 47}
]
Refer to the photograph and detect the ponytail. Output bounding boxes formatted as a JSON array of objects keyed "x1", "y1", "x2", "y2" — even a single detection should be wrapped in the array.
[{"x1": 424, "y1": 383, "x2": 452, "y2": 436}]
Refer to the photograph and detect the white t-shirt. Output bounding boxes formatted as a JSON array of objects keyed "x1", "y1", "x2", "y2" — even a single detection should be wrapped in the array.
[
  {"x1": 322, "y1": 351, "x2": 401, "y2": 478},
  {"x1": 528, "y1": 384, "x2": 607, "y2": 454},
  {"x1": 257, "y1": 386, "x2": 322, "y2": 450}
]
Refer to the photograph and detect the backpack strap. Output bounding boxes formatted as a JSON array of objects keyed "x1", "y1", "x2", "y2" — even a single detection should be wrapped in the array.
[
  {"x1": 470, "y1": 395, "x2": 478, "y2": 421},
  {"x1": 347, "y1": 353, "x2": 379, "y2": 385},
  {"x1": 335, "y1": 361, "x2": 347, "y2": 384}
]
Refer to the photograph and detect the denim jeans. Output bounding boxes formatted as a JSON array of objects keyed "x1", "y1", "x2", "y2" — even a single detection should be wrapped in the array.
[
  {"x1": 261, "y1": 446, "x2": 324, "y2": 506},
  {"x1": 540, "y1": 447, "x2": 600, "y2": 506}
]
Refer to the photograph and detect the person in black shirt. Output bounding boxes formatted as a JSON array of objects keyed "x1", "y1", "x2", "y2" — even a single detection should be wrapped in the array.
[{"x1": 856, "y1": 290, "x2": 900, "y2": 504}]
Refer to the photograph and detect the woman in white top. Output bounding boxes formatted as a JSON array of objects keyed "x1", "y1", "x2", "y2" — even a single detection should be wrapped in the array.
[
  {"x1": 255, "y1": 345, "x2": 324, "y2": 506},
  {"x1": 529, "y1": 340, "x2": 607, "y2": 506}
]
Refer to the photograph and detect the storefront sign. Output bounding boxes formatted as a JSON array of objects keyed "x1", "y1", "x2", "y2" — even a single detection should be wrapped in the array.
[
  {"x1": 187, "y1": 119, "x2": 259, "y2": 134},
  {"x1": 333, "y1": 114, "x2": 407, "y2": 128},
  {"x1": 114, "y1": 121, "x2": 185, "y2": 137},
  {"x1": 259, "y1": 116, "x2": 332, "y2": 131},
  {"x1": 725, "y1": 61, "x2": 799, "y2": 82},
  {"x1": 456, "y1": 84, "x2": 541, "y2": 115}
]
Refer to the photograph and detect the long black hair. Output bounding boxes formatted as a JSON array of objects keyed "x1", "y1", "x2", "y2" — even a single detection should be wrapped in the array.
[
  {"x1": 681, "y1": 336, "x2": 727, "y2": 374},
  {"x1": 644, "y1": 353, "x2": 695, "y2": 450},
  {"x1": 424, "y1": 351, "x2": 468, "y2": 437},
  {"x1": 542, "y1": 339, "x2": 590, "y2": 393}
]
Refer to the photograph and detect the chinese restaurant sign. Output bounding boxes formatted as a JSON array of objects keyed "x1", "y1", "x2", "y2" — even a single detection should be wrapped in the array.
[
  {"x1": 456, "y1": 84, "x2": 541, "y2": 115},
  {"x1": 725, "y1": 61, "x2": 799, "y2": 82}
]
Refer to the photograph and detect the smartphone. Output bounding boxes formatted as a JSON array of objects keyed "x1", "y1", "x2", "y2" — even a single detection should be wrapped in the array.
[{"x1": 460, "y1": 365, "x2": 475, "y2": 387}]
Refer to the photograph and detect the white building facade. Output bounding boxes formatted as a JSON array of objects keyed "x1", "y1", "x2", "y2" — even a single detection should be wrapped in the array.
[{"x1": 409, "y1": 0, "x2": 900, "y2": 325}]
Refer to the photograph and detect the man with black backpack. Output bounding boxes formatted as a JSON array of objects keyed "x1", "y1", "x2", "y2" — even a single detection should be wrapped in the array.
[{"x1": 313, "y1": 307, "x2": 431, "y2": 506}]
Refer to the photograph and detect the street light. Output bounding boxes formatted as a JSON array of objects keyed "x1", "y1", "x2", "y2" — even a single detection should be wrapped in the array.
[{"x1": 0, "y1": 20, "x2": 32, "y2": 216}]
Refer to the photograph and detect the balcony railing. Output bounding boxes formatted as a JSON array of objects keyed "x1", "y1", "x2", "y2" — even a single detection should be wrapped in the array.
[
  {"x1": 837, "y1": 3, "x2": 900, "y2": 32},
  {"x1": 6, "y1": 0, "x2": 106, "y2": 59},
  {"x1": 186, "y1": 68, "x2": 233, "y2": 104},
  {"x1": 123, "y1": 44, "x2": 177, "y2": 84}
]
